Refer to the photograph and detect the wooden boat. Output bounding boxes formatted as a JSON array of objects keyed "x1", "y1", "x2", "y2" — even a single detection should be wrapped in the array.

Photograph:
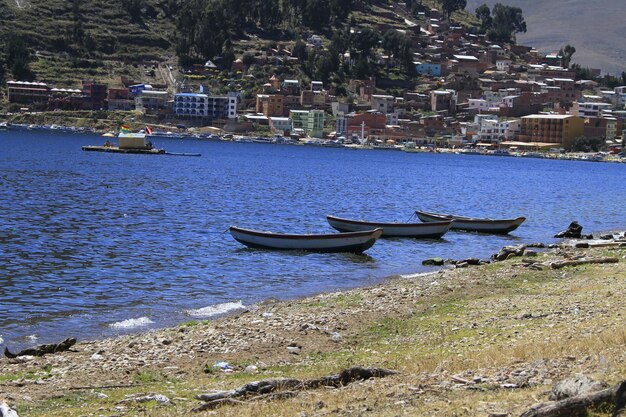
[
  {"x1": 415, "y1": 210, "x2": 525, "y2": 234},
  {"x1": 326, "y1": 215, "x2": 453, "y2": 238},
  {"x1": 229, "y1": 226, "x2": 383, "y2": 253}
]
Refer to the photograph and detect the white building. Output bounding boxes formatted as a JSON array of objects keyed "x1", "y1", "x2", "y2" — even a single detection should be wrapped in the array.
[
  {"x1": 174, "y1": 92, "x2": 238, "y2": 119},
  {"x1": 496, "y1": 59, "x2": 511, "y2": 72},
  {"x1": 476, "y1": 118, "x2": 520, "y2": 142},
  {"x1": 371, "y1": 94, "x2": 395, "y2": 113},
  {"x1": 575, "y1": 102, "x2": 612, "y2": 118}
]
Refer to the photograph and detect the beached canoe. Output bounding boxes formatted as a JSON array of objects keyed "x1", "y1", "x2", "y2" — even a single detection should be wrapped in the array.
[
  {"x1": 229, "y1": 226, "x2": 383, "y2": 253},
  {"x1": 415, "y1": 210, "x2": 525, "y2": 234},
  {"x1": 326, "y1": 215, "x2": 453, "y2": 238}
]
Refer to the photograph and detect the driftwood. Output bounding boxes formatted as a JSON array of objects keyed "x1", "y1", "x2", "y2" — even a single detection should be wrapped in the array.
[
  {"x1": 549, "y1": 257, "x2": 619, "y2": 270},
  {"x1": 520, "y1": 380, "x2": 626, "y2": 417},
  {"x1": 4, "y1": 337, "x2": 76, "y2": 358},
  {"x1": 193, "y1": 366, "x2": 397, "y2": 411}
]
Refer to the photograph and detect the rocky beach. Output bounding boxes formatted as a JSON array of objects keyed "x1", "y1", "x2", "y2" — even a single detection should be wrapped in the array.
[{"x1": 1, "y1": 233, "x2": 625, "y2": 416}]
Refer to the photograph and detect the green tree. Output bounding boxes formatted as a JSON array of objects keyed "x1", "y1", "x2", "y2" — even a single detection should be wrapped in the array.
[
  {"x1": 0, "y1": 55, "x2": 5, "y2": 84},
  {"x1": 222, "y1": 39, "x2": 235, "y2": 68},
  {"x1": 475, "y1": 3, "x2": 492, "y2": 33},
  {"x1": 488, "y1": 3, "x2": 526, "y2": 43},
  {"x1": 124, "y1": 0, "x2": 146, "y2": 22},
  {"x1": 293, "y1": 39, "x2": 308, "y2": 60},
  {"x1": 559, "y1": 44, "x2": 576, "y2": 67},
  {"x1": 351, "y1": 27, "x2": 380, "y2": 57},
  {"x1": 441, "y1": 0, "x2": 466, "y2": 19},
  {"x1": 6, "y1": 34, "x2": 35, "y2": 81},
  {"x1": 242, "y1": 52, "x2": 256, "y2": 68}
]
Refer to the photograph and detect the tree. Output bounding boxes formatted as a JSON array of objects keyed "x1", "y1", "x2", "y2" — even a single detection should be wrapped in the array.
[
  {"x1": 351, "y1": 27, "x2": 380, "y2": 57},
  {"x1": 475, "y1": 3, "x2": 492, "y2": 33},
  {"x1": 242, "y1": 52, "x2": 255, "y2": 68},
  {"x1": 6, "y1": 34, "x2": 35, "y2": 81},
  {"x1": 221, "y1": 39, "x2": 235, "y2": 68},
  {"x1": 559, "y1": 44, "x2": 576, "y2": 67},
  {"x1": 488, "y1": 3, "x2": 526, "y2": 43},
  {"x1": 0, "y1": 55, "x2": 5, "y2": 84},
  {"x1": 441, "y1": 0, "x2": 466, "y2": 19},
  {"x1": 124, "y1": 0, "x2": 146, "y2": 22},
  {"x1": 292, "y1": 39, "x2": 308, "y2": 60}
]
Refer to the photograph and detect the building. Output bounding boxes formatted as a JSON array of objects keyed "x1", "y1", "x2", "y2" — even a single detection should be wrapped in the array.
[
  {"x1": 572, "y1": 102, "x2": 613, "y2": 118},
  {"x1": 207, "y1": 93, "x2": 238, "y2": 120},
  {"x1": 448, "y1": 55, "x2": 481, "y2": 74},
  {"x1": 7, "y1": 81, "x2": 50, "y2": 108},
  {"x1": 345, "y1": 111, "x2": 387, "y2": 143},
  {"x1": 136, "y1": 90, "x2": 169, "y2": 113},
  {"x1": 583, "y1": 117, "x2": 623, "y2": 142},
  {"x1": 431, "y1": 90, "x2": 456, "y2": 113},
  {"x1": 256, "y1": 94, "x2": 284, "y2": 117},
  {"x1": 414, "y1": 62, "x2": 442, "y2": 76},
  {"x1": 290, "y1": 109, "x2": 325, "y2": 138},
  {"x1": 82, "y1": 80, "x2": 108, "y2": 110},
  {"x1": 174, "y1": 93, "x2": 208, "y2": 117},
  {"x1": 477, "y1": 118, "x2": 520, "y2": 143},
  {"x1": 371, "y1": 95, "x2": 395, "y2": 114},
  {"x1": 107, "y1": 88, "x2": 135, "y2": 111},
  {"x1": 282, "y1": 79, "x2": 301, "y2": 95},
  {"x1": 300, "y1": 89, "x2": 327, "y2": 107},
  {"x1": 518, "y1": 114, "x2": 585, "y2": 147},
  {"x1": 496, "y1": 59, "x2": 511, "y2": 72},
  {"x1": 269, "y1": 117, "x2": 291, "y2": 134}
]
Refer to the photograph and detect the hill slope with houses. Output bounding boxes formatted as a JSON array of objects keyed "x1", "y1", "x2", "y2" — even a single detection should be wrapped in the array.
[
  {"x1": 466, "y1": 0, "x2": 626, "y2": 75},
  {"x1": 1, "y1": 0, "x2": 625, "y2": 153}
]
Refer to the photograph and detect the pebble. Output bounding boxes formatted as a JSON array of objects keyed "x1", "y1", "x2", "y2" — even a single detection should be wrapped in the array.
[
  {"x1": 244, "y1": 365, "x2": 258, "y2": 373},
  {"x1": 287, "y1": 346, "x2": 301, "y2": 355}
]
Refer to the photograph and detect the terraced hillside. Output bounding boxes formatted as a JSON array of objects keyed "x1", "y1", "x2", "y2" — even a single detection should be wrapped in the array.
[{"x1": 1, "y1": 0, "x2": 176, "y2": 60}]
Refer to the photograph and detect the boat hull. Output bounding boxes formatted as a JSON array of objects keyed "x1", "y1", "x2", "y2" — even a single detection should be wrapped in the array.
[
  {"x1": 82, "y1": 146, "x2": 165, "y2": 155},
  {"x1": 326, "y1": 215, "x2": 452, "y2": 238},
  {"x1": 415, "y1": 210, "x2": 525, "y2": 234},
  {"x1": 229, "y1": 226, "x2": 383, "y2": 253}
]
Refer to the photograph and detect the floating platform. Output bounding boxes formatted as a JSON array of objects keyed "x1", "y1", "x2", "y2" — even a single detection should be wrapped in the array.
[{"x1": 82, "y1": 145, "x2": 166, "y2": 155}]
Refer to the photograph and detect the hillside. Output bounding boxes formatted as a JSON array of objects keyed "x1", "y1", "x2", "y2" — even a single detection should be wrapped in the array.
[
  {"x1": 0, "y1": 0, "x2": 179, "y2": 88},
  {"x1": 466, "y1": 0, "x2": 626, "y2": 75}
]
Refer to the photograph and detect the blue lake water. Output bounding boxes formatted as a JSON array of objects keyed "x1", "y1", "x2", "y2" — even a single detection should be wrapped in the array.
[{"x1": 1, "y1": 130, "x2": 624, "y2": 349}]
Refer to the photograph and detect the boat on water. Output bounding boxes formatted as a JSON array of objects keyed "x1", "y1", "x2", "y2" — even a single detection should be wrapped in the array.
[
  {"x1": 326, "y1": 215, "x2": 453, "y2": 238},
  {"x1": 229, "y1": 226, "x2": 383, "y2": 253},
  {"x1": 82, "y1": 127, "x2": 200, "y2": 156},
  {"x1": 82, "y1": 129, "x2": 165, "y2": 155},
  {"x1": 415, "y1": 210, "x2": 526, "y2": 234}
]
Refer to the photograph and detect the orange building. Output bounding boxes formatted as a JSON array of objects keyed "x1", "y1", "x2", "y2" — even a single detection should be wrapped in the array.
[
  {"x1": 518, "y1": 114, "x2": 584, "y2": 147},
  {"x1": 256, "y1": 94, "x2": 284, "y2": 117}
]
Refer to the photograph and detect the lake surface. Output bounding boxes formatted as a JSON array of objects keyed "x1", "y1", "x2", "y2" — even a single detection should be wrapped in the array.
[{"x1": 1, "y1": 131, "x2": 624, "y2": 349}]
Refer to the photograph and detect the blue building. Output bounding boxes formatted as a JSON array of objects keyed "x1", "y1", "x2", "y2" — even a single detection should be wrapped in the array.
[
  {"x1": 174, "y1": 92, "x2": 238, "y2": 119},
  {"x1": 415, "y1": 63, "x2": 442, "y2": 77},
  {"x1": 174, "y1": 93, "x2": 208, "y2": 117}
]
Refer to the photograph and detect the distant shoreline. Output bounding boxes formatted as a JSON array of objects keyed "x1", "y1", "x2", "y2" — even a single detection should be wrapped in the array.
[{"x1": 2, "y1": 124, "x2": 624, "y2": 163}]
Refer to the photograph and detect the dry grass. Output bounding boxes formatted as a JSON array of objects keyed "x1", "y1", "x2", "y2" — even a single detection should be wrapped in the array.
[{"x1": 8, "y1": 247, "x2": 626, "y2": 416}]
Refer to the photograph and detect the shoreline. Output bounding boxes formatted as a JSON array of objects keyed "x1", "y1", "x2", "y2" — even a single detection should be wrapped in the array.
[
  {"x1": 2, "y1": 122, "x2": 624, "y2": 164},
  {"x1": 1, "y1": 233, "x2": 625, "y2": 416}
]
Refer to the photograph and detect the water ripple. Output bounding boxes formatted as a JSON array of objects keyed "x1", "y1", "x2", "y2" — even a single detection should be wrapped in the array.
[{"x1": 1, "y1": 131, "x2": 624, "y2": 349}]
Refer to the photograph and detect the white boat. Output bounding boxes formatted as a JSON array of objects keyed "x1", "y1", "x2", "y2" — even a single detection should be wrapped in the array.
[
  {"x1": 326, "y1": 215, "x2": 452, "y2": 238},
  {"x1": 415, "y1": 210, "x2": 525, "y2": 234},
  {"x1": 229, "y1": 226, "x2": 383, "y2": 253}
]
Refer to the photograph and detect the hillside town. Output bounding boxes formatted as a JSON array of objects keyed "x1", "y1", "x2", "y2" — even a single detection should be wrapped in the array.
[{"x1": 3, "y1": 3, "x2": 625, "y2": 156}]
